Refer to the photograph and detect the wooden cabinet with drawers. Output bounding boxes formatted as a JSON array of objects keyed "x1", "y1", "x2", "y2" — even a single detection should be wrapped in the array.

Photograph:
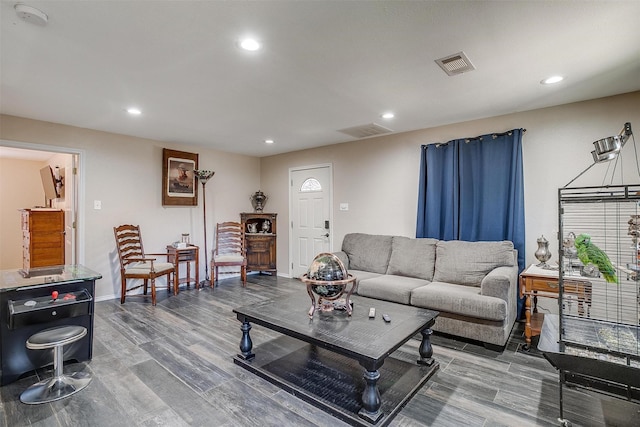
[
  {"x1": 20, "y1": 209, "x2": 65, "y2": 272},
  {"x1": 240, "y1": 213, "x2": 277, "y2": 275}
]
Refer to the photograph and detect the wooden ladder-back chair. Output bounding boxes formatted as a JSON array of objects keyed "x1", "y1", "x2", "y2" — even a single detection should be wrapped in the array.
[
  {"x1": 211, "y1": 221, "x2": 247, "y2": 287},
  {"x1": 113, "y1": 224, "x2": 177, "y2": 305}
]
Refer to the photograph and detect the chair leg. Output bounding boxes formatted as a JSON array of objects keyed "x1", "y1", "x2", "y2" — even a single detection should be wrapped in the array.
[
  {"x1": 173, "y1": 270, "x2": 179, "y2": 295},
  {"x1": 151, "y1": 278, "x2": 156, "y2": 306},
  {"x1": 143, "y1": 279, "x2": 148, "y2": 295},
  {"x1": 120, "y1": 279, "x2": 126, "y2": 304},
  {"x1": 241, "y1": 266, "x2": 247, "y2": 287},
  {"x1": 211, "y1": 265, "x2": 217, "y2": 288}
]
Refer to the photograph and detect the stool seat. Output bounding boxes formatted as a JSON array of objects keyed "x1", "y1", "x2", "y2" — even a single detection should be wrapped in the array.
[
  {"x1": 27, "y1": 325, "x2": 87, "y2": 350},
  {"x1": 20, "y1": 325, "x2": 92, "y2": 405}
]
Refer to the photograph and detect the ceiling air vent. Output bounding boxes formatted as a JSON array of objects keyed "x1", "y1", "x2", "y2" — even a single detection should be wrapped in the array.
[
  {"x1": 338, "y1": 123, "x2": 393, "y2": 139},
  {"x1": 435, "y1": 51, "x2": 476, "y2": 76}
]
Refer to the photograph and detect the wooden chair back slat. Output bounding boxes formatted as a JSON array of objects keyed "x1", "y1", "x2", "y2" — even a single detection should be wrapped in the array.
[{"x1": 211, "y1": 221, "x2": 247, "y2": 286}]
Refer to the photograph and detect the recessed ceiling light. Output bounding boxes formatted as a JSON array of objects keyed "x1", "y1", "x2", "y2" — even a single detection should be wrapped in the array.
[
  {"x1": 240, "y1": 38, "x2": 261, "y2": 51},
  {"x1": 541, "y1": 76, "x2": 564, "y2": 85},
  {"x1": 126, "y1": 108, "x2": 141, "y2": 115},
  {"x1": 381, "y1": 112, "x2": 395, "y2": 119},
  {"x1": 264, "y1": 139, "x2": 274, "y2": 144}
]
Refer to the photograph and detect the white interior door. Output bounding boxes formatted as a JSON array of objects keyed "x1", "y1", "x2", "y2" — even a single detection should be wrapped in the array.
[{"x1": 290, "y1": 165, "x2": 332, "y2": 278}]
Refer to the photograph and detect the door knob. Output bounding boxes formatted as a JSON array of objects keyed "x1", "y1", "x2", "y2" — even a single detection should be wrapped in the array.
[{"x1": 322, "y1": 233, "x2": 329, "y2": 237}]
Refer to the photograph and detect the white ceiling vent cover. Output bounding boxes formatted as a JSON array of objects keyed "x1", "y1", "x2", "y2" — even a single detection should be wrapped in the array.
[
  {"x1": 338, "y1": 123, "x2": 393, "y2": 139},
  {"x1": 435, "y1": 51, "x2": 476, "y2": 76}
]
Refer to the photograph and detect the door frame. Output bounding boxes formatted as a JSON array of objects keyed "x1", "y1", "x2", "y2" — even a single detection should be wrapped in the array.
[
  {"x1": 0, "y1": 139, "x2": 85, "y2": 265},
  {"x1": 288, "y1": 163, "x2": 333, "y2": 278}
]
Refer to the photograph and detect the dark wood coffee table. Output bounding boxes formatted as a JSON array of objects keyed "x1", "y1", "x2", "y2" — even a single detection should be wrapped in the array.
[{"x1": 233, "y1": 292, "x2": 439, "y2": 426}]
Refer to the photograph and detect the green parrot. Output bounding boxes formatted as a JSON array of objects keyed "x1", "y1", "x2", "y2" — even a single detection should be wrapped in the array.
[{"x1": 574, "y1": 233, "x2": 618, "y2": 283}]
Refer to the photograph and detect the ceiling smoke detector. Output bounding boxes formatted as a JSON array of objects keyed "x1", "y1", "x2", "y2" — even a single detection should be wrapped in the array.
[
  {"x1": 435, "y1": 51, "x2": 475, "y2": 76},
  {"x1": 15, "y1": 4, "x2": 48, "y2": 26},
  {"x1": 338, "y1": 123, "x2": 393, "y2": 139}
]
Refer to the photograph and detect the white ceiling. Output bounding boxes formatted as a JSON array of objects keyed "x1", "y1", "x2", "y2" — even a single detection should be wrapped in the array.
[
  {"x1": 0, "y1": 145, "x2": 55, "y2": 161},
  {"x1": 1, "y1": 1, "x2": 639, "y2": 157}
]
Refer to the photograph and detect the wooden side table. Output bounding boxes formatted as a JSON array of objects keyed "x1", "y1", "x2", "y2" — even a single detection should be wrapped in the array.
[
  {"x1": 166, "y1": 245, "x2": 199, "y2": 294},
  {"x1": 519, "y1": 264, "x2": 592, "y2": 350}
]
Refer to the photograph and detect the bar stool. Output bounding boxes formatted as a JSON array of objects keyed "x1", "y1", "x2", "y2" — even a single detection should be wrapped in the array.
[{"x1": 20, "y1": 325, "x2": 92, "y2": 404}]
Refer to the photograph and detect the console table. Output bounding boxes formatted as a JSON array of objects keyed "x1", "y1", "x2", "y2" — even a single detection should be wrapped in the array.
[
  {"x1": 519, "y1": 264, "x2": 592, "y2": 350},
  {"x1": 166, "y1": 245, "x2": 199, "y2": 293},
  {"x1": 0, "y1": 265, "x2": 101, "y2": 385}
]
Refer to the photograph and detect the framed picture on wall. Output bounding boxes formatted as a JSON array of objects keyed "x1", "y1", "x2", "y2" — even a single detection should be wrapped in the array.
[{"x1": 162, "y1": 148, "x2": 198, "y2": 206}]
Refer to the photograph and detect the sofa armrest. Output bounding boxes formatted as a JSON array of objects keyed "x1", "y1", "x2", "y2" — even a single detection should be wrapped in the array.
[
  {"x1": 480, "y1": 265, "x2": 518, "y2": 303},
  {"x1": 333, "y1": 251, "x2": 350, "y2": 270}
]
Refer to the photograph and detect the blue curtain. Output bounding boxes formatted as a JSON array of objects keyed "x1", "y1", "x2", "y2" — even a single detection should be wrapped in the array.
[
  {"x1": 417, "y1": 142, "x2": 459, "y2": 240},
  {"x1": 416, "y1": 129, "x2": 526, "y2": 317}
]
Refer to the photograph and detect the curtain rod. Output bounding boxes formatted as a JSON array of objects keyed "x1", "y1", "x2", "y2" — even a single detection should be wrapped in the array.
[
  {"x1": 430, "y1": 128, "x2": 526, "y2": 147},
  {"x1": 463, "y1": 128, "x2": 526, "y2": 143}
]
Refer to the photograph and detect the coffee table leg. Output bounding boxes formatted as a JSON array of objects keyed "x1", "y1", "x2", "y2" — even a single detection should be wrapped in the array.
[
  {"x1": 417, "y1": 327, "x2": 435, "y2": 366},
  {"x1": 238, "y1": 319, "x2": 255, "y2": 361},
  {"x1": 358, "y1": 369, "x2": 383, "y2": 423}
]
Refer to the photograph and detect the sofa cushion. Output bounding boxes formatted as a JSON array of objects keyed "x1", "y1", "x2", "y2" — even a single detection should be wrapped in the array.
[
  {"x1": 387, "y1": 236, "x2": 437, "y2": 280},
  {"x1": 348, "y1": 269, "x2": 383, "y2": 287},
  {"x1": 433, "y1": 240, "x2": 514, "y2": 286},
  {"x1": 411, "y1": 282, "x2": 507, "y2": 321},
  {"x1": 333, "y1": 251, "x2": 350, "y2": 270},
  {"x1": 342, "y1": 233, "x2": 393, "y2": 274},
  {"x1": 357, "y1": 275, "x2": 428, "y2": 305}
]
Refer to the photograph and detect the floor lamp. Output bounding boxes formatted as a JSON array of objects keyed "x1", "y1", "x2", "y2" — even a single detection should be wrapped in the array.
[{"x1": 194, "y1": 169, "x2": 215, "y2": 287}]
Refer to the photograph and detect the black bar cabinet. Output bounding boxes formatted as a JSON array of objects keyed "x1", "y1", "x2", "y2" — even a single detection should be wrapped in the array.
[{"x1": 0, "y1": 265, "x2": 101, "y2": 385}]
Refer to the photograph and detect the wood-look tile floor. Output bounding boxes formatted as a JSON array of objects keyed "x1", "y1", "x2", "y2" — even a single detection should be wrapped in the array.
[{"x1": 1, "y1": 275, "x2": 639, "y2": 426}]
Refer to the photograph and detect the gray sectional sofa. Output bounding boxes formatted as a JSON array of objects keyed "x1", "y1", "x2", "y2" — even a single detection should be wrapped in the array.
[{"x1": 334, "y1": 233, "x2": 518, "y2": 348}]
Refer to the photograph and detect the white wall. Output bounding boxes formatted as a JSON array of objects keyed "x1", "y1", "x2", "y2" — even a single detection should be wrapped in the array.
[
  {"x1": 0, "y1": 157, "x2": 44, "y2": 269},
  {"x1": 2, "y1": 91, "x2": 639, "y2": 304},
  {"x1": 260, "y1": 91, "x2": 640, "y2": 278},
  {"x1": 1, "y1": 115, "x2": 261, "y2": 300}
]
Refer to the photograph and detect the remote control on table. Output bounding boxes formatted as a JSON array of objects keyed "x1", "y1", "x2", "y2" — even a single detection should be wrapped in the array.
[
  {"x1": 382, "y1": 314, "x2": 391, "y2": 323},
  {"x1": 368, "y1": 307, "x2": 376, "y2": 318}
]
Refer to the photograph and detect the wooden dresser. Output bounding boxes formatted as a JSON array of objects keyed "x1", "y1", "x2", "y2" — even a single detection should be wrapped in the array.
[
  {"x1": 240, "y1": 212, "x2": 277, "y2": 275},
  {"x1": 20, "y1": 209, "x2": 65, "y2": 271}
]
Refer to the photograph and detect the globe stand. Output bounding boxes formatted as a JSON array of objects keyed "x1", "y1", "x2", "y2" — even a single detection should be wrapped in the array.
[{"x1": 301, "y1": 274, "x2": 356, "y2": 318}]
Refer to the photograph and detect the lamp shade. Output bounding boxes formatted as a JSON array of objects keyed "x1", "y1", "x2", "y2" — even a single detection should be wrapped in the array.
[{"x1": 194, "y1": 169, "x2": 215, "y2": 183}]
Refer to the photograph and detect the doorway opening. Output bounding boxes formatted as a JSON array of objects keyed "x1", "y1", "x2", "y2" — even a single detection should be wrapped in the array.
[{"x1": 0, "y1": 140, "x2": 83, "y2": 269}]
